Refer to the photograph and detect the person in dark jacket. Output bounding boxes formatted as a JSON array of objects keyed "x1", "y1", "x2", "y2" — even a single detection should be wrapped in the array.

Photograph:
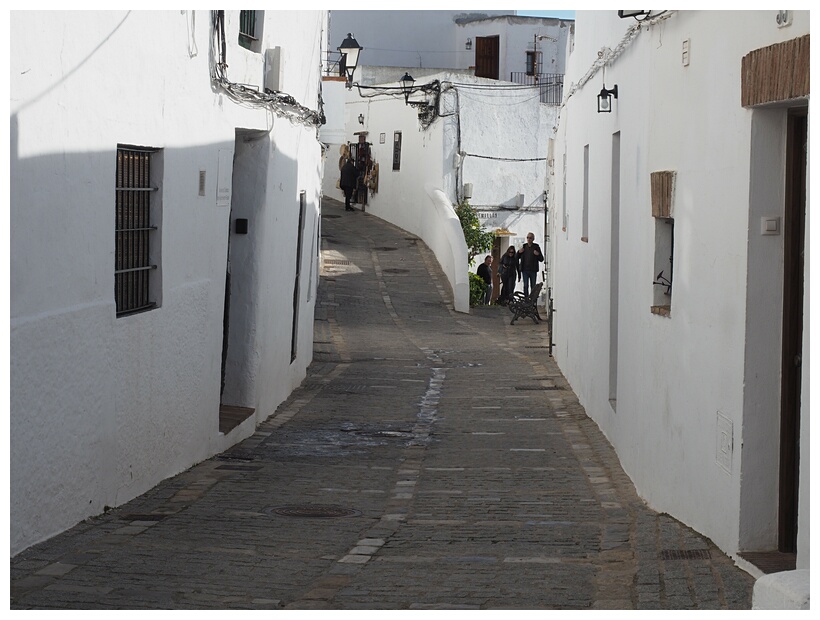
[
  {"x1": 476, "y1": 255, "x2": 493, "y2": 305},
  {"x1": 498, "y1": 245, "x2": 518, "y2": 305},
  {"x1": 517, "y1": 232, "x2": 544, "y2": 297},
  {"x1": 339, "y1": 158, "x2": 358, "y2": 211}
]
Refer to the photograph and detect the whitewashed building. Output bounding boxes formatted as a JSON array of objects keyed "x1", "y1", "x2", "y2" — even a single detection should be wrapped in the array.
[
  {"x1": 549, "y1": 10, "x2": 809, "y2": 606},
  {"x1": 329, "y1": 10, "x2": 572, "y2": 82},
  {"x1": 10, "y1": 10, "x2": 328, "y2": 555},
  {"x1": 324, "y1": 70, "x2": 555, "y2": 312}
]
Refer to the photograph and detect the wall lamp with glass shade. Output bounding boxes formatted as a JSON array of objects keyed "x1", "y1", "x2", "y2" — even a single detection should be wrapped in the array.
[
  {"x1": 338, "y1": 33, "x2": 363, "y2": 89},
  {"x1": 598, "y1": 84, "x2": 618, "y2": 113},
  {"x1": 358, "y1": 113, "x2": 364, "y2": 125},
  {"x1": 400, "y1": 72, "x2": 415, "y2": 104},
  {"x1": 618, "y1": 10, "x2": 651, "y2": 20}
]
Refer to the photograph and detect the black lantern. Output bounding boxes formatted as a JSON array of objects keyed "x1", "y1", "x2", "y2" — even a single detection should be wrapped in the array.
[
  {"x1": 400, "y1": 72, "x2": 415, "y2": 104},
  {"x1": 338, "y1": 33, "x2": 362, "y2": 89},
  {"x1": 597, "y1": 84, "x2": 618, "y2": 113},
  {"x1": 618, "y1": 10, "x2": 650, "y2": 19}
]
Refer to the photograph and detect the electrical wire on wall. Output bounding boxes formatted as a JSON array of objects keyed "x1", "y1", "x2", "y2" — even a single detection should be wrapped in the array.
[
  {"x1": 210, "y1": 11, "x2": 326, "y2": 129},
  {"x1": 561, "y1": 10, "x2": 675, "y2": 109}
]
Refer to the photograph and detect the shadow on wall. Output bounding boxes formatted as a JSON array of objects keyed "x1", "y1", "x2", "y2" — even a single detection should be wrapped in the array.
[{"x1": 9, "y1": 122, "x2": 314, "y2": 556}]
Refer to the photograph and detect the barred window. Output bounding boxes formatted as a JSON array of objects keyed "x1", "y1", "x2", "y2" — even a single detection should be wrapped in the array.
[
  {"x1": 239, "y1": 11, "x2": 261, "y2": 51},
  {"x1": 115, "y1": 146, "x2": 160, "y2": 316}
]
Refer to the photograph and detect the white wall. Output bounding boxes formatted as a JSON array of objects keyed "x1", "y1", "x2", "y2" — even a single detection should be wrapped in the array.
[
  {"x1": 550, "y1": 9, "x2": 810, "y2": 562},
  {"x1": 320, "y1": 78, "x2": 349, "y2": 201},
  {"x1": 10, "y1": 10, "x2": 326, "y2": 555}
]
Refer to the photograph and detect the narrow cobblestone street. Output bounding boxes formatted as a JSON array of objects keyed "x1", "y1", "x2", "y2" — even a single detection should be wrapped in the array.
[{"x1": 9, "y1": 198, "x2": 755, "y2": 610}]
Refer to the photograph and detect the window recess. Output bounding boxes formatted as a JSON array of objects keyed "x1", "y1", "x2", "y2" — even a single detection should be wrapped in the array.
[
  {"x1": 238, "y1": 10, "x2": 262, "y2": 52},
  {"x1": 115, "y1": 146, "x2": 160, "y2": 317},
  {"x1": 650, "y1": 170, "x2": 675, "y2": 316},
  {"x1": 392, "y1": 131, "x2": 402, "y2": 171}
]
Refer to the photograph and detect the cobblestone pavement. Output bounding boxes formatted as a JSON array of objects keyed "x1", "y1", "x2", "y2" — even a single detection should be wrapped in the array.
[{"x1": 10, "y1": 198, "x2": 754, "y2": 610}]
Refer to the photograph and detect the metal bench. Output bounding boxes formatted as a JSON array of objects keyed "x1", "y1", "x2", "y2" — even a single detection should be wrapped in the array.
[{"x1": 508, "y1": 282, "x2": 543, "y2": 325}]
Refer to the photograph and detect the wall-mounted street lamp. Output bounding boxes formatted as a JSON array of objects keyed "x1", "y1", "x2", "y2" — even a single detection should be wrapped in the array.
[
  {"x1": 400, "y1": 72, "x2": 415, "y2": 104},
  {"x1": 598, "y1": 84, "x2": 618, "y2": 113},
  {"x1": 618, "y1": 10, "x2": 651, "y2": 20},
  {"x1": 338, "y1": 33, "x2": 363, "y2": 89},
  {"x1": 466, "y1": 37, "x2": 472, "y2": 50},
  {"x1": 358, "y1": 113, "x2": 364, "y2": 125}
]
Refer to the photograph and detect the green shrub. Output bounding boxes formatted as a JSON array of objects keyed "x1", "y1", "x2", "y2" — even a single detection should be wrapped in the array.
[
  {"x1": 455, "y1": 200, "x2": 494, "y2": 264},
  {"x1": 469, "y1": 272, "x2": 486, "y2": 307}
]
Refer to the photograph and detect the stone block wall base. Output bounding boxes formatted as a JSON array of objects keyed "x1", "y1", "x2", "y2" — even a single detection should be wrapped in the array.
[{"x1": 751, "y1": 569, "x2": 810, "y2": 609}]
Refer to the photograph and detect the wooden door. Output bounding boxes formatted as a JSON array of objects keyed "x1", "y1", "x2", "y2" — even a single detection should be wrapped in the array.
[
  {"x1": 475, "y1": 36, "x2": 500, "y2": 79},
  {"x1": 778, "y1": 108, "x2": 807, "y2": 552}
]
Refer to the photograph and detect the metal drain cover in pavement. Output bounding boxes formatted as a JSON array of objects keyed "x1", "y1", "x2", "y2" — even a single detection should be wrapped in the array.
[
  {"x1": 660, "y1": 549, "x2": 711, "y2": 560},
  {"x1": 265, "y1": 504, "x2": 361, "y2": 518},
  {"x1": 382, "y1": 268, "x2": 409, "y2": 274}
]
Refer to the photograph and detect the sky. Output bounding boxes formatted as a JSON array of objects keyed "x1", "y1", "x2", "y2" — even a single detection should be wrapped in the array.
[{"x1": 517, "y1": 10, "x2": 575, "y2": 20}]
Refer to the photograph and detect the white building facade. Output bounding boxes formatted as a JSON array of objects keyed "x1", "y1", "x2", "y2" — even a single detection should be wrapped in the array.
[
  {"x1": 10, "y1": 10, "x2": 328, "y2": 556},
  {"x1": 549, "y1": 9, "x2": 809, "y2": 602}
]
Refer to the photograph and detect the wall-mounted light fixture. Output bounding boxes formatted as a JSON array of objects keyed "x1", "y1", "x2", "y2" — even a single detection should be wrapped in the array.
[
  {"x1": 358, "y1": 113, "x2": 364, "y2": 125},
  {"x1": 618, "y1": 10, "x2": 650, "y2": 20},
  {"x1": 466, "y1": 37, "x2": 472, "y2": 50},
  {"x1": 400, "y1": 72, "x2": 415, "y2": 104},
  {"x1": 598, "y1": 84, "x2": 618, "y2": 113},
  {"x1": 338, "y1": 33, "x2": 363, "y2": 89}
]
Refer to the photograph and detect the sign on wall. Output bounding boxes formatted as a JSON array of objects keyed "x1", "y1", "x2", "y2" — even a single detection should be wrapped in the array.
[{"x1": 217, "y1": 148, "x2": 232, "y2": 207}]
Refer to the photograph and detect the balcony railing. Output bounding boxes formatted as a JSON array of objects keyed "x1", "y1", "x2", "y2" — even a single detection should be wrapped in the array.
[
  {"x1": 509, "y1": 72, "x2": 564, "y2": 105},
  {"x1": 324, "y1": 50, "x2": 346, "y2": 78}
]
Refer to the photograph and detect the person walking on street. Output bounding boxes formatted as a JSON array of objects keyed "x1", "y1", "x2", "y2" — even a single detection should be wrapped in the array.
[
  {"x1": 476, "y1": 255, "x2": 493, "y2": 305},
  {"x1": 517, "y1": 232, "x2": 543, "y2": 297},
  {"x1": 339, "y1": 157, "x2": 358, "y2": 211},
  {"x1": 498, "y1": 245, "x2": 518, "y2": 305}
]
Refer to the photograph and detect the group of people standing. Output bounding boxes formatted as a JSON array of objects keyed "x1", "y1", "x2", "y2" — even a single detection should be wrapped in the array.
[{"x1": 476, "y1": 232, "x2": 544, "y2": 305}]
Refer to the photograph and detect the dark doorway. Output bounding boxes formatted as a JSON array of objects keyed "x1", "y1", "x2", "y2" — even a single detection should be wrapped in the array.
[
  {"x1": 475, "y1": 35, "x2": 500, "y2": 79},
  {"x1": 778, "y1": 108, "x2": 806, "y2": 552}
]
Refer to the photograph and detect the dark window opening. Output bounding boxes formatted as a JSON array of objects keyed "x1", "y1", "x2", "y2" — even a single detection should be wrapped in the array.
[
  {"x1": 291, "y1": 192, "x2": 307, "y2": 362},
  {"x1": 115, "y1": 146, "x2": 159, "y2": 317},
  {"x1": 239, "y1": 11, "x2": 258, "y2": 51},
  {"x1": 392, "y1": 131, "x2": 402, "y2": 171},
  {"x1": 526, "y1": 51, "x2": 537, "y2": 76}
]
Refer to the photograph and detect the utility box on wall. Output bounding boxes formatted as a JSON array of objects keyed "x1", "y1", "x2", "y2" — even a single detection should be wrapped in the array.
[{"x1": 264, "y1": 46, "x2": 283, "y2": 92}]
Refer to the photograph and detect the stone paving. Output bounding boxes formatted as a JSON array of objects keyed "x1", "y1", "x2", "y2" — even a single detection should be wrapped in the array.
[{"x1": 9, "y1": 197, "x2": 755, "y2": 610}]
